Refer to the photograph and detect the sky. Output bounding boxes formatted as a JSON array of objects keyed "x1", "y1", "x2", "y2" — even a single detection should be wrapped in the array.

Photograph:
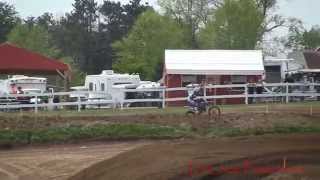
[
  {"x1": 3, "y1": 0, "x2": 158, "y2": 18},
  {"x1": 2, "y1": 0, "x2": 319, "y2": 29}
]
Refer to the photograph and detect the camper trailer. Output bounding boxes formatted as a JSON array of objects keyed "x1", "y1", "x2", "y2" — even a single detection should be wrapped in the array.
[{"x1": 71, "y1": 70, "x2": 161, "y2": 108}]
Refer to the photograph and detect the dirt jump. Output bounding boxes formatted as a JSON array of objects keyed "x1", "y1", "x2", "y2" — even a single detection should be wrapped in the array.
[{"x1": 69, "y1": 134, "x2": 320, "y2": 180}]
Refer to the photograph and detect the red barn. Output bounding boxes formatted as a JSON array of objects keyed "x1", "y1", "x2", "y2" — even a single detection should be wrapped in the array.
[
  {"x1": 0, "y1": 43, "x2": 70, "y2": 90},
  {"x1": 163, "y1": 50, "x2": 265, "y2": 105}
]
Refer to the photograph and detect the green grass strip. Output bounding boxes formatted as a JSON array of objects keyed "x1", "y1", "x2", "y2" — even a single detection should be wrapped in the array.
[
  {"x1": 207, "y1": 126, "x2": 320, "y2": 137},
  {"x1": 0, "y1": 124, "x2": 191, "y2": 145}
]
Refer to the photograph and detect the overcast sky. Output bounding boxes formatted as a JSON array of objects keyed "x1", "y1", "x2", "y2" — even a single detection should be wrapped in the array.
[{"x1": 3, "y1": 0, "x2": 319, "y2": 29}]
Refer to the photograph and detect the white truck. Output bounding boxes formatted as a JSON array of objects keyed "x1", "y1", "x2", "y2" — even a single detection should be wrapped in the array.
[
  {"x1": 0, "y1": 75, "x2": 47, "y2": 105},
  {"x1": 0, "y1": 75, "x2": 47, "y2": 94}
]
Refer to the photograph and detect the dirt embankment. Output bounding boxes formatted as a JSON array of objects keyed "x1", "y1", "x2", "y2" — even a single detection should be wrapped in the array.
[
  {"x1": 69, "y1": 134, "x2": 320, "y2": 180},
  {"x1": 0, "y1": 141, "x2": 149, "y2": 180}
]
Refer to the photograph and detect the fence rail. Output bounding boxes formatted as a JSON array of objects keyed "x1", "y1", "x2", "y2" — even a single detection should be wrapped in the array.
[{"x1": 0, "y1": 83, "x2": 319, "y2": 113}]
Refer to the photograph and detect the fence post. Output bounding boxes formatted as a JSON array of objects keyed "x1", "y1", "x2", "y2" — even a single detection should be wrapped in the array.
[
  {"x1": 203, "y1": 86, "x2": 207, "y2": 100},
  {"x1": 5, "y1": 93, "x2": 9, "y2": 112},
  {"x1": 35, "y1": 95, "x2": 38, "y2": 113},
  {"x1": 214, "y1": 85, "x2": 217, "y2": 106},
  {"x1": 77, "y1": 94, "x2": 81, "y2": 112},
  {"x1": 286, "y1": 83, "x2": 289, "y2": 103},
  {"x1": 245, "y1": 84, "x2": 248, "y2": 105},
  {"x1": 310, "y1": 105, "x2": 313, "y2": 116},
  {"x1": 120, "y1": 101, "x2": 124, "y2": 110},
  {"x1": 162, "y1": 87, "x2": 166, "y2": 109}
]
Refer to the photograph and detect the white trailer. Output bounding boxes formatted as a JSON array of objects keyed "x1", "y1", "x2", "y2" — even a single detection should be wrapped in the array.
[{"x1": 71, "y1": 70, "x2": 161, "y2": 108}]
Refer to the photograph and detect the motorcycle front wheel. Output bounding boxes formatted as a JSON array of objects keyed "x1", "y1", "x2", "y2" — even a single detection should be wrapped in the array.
[{"x1": 186, "y1": 110, "x2": 196, "y2": 118}]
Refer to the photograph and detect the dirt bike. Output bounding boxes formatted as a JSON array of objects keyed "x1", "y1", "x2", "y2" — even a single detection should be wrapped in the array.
[{"x1": 186, "y1": 98, "x2": 221, "y2": 120}]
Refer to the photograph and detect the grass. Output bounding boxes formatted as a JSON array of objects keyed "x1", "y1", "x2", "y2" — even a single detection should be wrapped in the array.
[
  {"x1": 206, "y1": 125, "x2": 320, "y2": 138},
  {"x1": 0, "y1": 124, "x2": 192, "y2": 145},
  {"x1": 1, "y1": 123, "x2": 320, "y2": 146}
]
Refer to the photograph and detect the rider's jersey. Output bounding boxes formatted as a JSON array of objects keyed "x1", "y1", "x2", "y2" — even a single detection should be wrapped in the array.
[{"x1": 187, "y1": 90, "x2": 198, "y2": 104}]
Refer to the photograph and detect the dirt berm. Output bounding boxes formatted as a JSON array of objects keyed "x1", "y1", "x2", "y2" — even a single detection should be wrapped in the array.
[{"x1": 69, "y1": 134, "x2": 320, "y2": 180}]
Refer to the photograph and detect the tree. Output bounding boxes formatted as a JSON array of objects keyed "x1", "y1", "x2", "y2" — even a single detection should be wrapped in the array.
[
  {"x1": 302, "y1": 26, "x2": 320, "y2": 50},
  {"x1": 36, "y1": 13, "x2": 56, "y2": 29},
  {"x1": 97, "y1": 0, "x2": 151, "y2": 70},
  {"x1": 286, "y1": 25, "x2": 320, "y2": 51},
  {"x1": 50, "y1": 0, "x2": 150, "y2": 74},
  {"x1": 7, "y1": 24, "x2": 60, "y2": 58},
  {"x1": 255, "y1": 0, "x2": 285, "y2": 36},
  {"x1": 49, "y1": 0, "x2": 99, "y2": 73},
  {"x1": 158, "y1": 0, "x2": 222, "y2": 48},
  {"x1": 0, "y1": 2, "x2": 19, "y2": 43},
  {"x1": 198, "y1": 0, "x2": 263, "y2": 49},
  {"x1": 112, "y1": 10, "x2": 190, "y2": 80}
]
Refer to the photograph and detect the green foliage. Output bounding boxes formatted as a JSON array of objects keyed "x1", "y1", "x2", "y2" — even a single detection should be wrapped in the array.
[
  {"x1": 286, "y1": 25, "x2": 320, "y2": 51},
  {"x1": 0, "y1": 124, "x2": 190, "y2": 145},
  {"x1": 158, "y1": 0, "x2": 222, "y2": 48},
  {"x1": 112, "y1": 10, "x2": 191, "y2": 80},
  {"x1": 61, "y1": 57, "x2": 86, "y2": 86},
  {"x1": 198, "y1": 0, "x2": 264, "y2": 49},
  {"x1": 207, "y1": 125, "x2": 320, "y2": 137},
  {"x1": 0, "y1": 2, "x2": 19, "y2": 43},
  {"x1": 7, "y1": 24, "x2": 61, "y2": 58},
  {"x1": 50, "y1": 0, "x2": 150, "y2": 74},
  {"x1": 302, "y1": 26, "x2": 320, "y2": 50}
]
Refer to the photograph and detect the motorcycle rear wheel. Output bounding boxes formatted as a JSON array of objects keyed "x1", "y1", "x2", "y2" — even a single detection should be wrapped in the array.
[{"x1": 208, "y1": 105, "x2": 221, "y2": 121}]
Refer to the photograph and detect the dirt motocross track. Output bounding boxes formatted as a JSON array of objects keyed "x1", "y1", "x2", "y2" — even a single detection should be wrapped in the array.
[
  {"x1": 69, "y1": 134, "x2": 320, "y2": 180},
  {"x1": 0, "y1": 108, "x2": 320, "y2": 180},
  {"x1": 0, "y1": 141, "x2": 149, "y2": 180}
]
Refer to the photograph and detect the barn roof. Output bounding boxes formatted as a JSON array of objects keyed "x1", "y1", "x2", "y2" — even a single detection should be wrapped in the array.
[
  {"x1": 303, "y1": 50, "x2": 320, "y2": 69},
  {"x1": 165, "y1": 50, "x2": 264, "y2": 75},
  {"x1": 0, "y1": 43, "x2": 69, "y2": 74}
]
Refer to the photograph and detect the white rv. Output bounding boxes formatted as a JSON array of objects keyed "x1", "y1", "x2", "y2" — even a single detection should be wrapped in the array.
[{"x1": 71, "y1": 70, "x2": 161, "y2": 108}]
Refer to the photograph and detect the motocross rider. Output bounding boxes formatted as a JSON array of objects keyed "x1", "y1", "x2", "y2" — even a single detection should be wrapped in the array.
[{"x1": 187, "y1": 86, "x2": 201, "y2": 110}]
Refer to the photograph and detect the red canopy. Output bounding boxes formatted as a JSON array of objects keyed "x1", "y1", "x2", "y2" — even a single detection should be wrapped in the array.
[{"x1": 0, "y1": 43, "x2": 69, "y2": 74}]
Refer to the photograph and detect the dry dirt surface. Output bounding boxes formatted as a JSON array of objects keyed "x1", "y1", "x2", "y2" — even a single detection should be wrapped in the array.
[
  {"x1": 0, "y1": 141, "x2": 149, "y2": 180},
  {"x1": 69, "y1": 134, "x2": 320, "y2": 180}
]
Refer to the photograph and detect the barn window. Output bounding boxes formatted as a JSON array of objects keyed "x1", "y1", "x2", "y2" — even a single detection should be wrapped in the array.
[
  {"x1": 231, "y1": 75, "x2": 246, "y2": 84},
  {"x1": 182, "y1": 75, "x2": 197, "y2": 87},
  {"x1": 206, "y1": 75, "x2": 220, "y2": 85},
  {"x1": 101, "y1": 83, "x2": 105, "y2": 91},
  {"x1": 89, "y1": 83, "x2": 94, "y2": 91}
]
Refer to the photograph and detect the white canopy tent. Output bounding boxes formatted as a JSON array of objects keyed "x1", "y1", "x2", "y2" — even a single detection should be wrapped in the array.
[{"x1": 165, "y1": 50, "x2": 264, "y2": 75}]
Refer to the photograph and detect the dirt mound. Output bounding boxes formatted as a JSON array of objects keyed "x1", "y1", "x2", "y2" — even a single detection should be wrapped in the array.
[{"x1": 69, "y1": 134, "x2": 320, "y2": 180}]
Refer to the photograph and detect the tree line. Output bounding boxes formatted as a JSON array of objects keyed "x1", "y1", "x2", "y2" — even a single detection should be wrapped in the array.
[{"x1": 0, "y1": 0, "x2": 319, "y2": 83}]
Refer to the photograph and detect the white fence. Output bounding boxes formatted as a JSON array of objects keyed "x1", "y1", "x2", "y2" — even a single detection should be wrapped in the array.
[{"x1": 0, "y1": 83, "x2": 319, "y2": 113}]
